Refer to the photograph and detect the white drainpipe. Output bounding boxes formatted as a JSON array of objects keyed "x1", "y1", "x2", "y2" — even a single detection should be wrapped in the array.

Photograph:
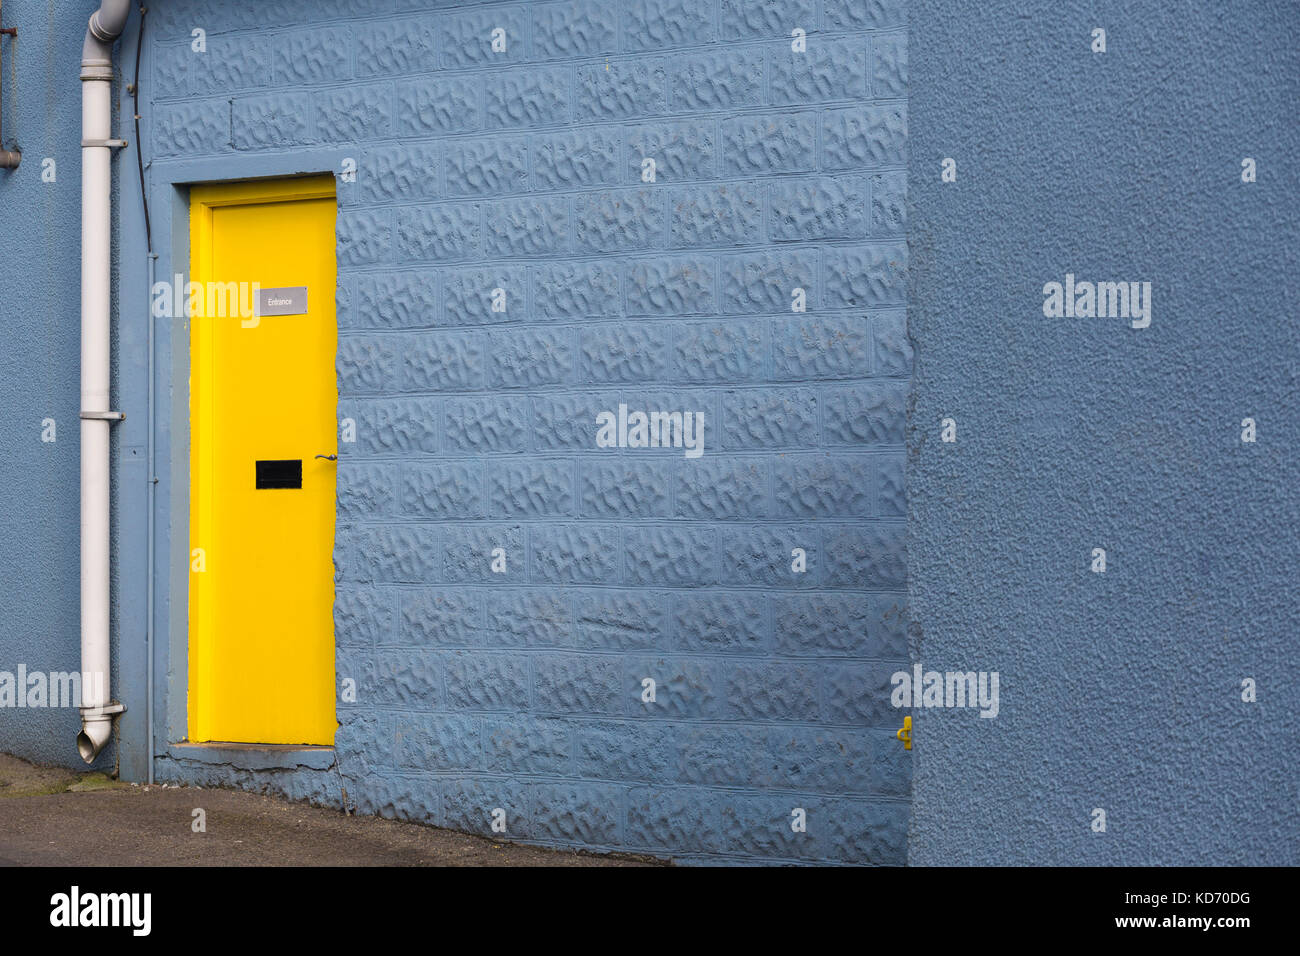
[{"x1": 77, "y1": 0, "x2": 132, "y2": 764}]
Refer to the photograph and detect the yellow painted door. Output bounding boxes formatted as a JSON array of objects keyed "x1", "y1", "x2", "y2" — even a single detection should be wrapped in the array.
[{"x1": 188, "y1": 176, "x2": 338, "y2": 745}]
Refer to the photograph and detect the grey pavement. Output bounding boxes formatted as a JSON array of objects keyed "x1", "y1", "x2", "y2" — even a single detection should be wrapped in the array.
[{"x1": 0, "y1": 753, "x2": 660, "y2": 867}]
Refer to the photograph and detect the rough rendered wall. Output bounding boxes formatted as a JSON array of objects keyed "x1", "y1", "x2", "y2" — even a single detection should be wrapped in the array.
[
  {"x1": 907, "y1": 0, "x2": 1299, "y2": 864},
  {"x1": 0, "y1": 0, "x2": 120, "y2": 772},
  {"x1": 145, "y1": 0, "x2": 911, "y2": 863}
]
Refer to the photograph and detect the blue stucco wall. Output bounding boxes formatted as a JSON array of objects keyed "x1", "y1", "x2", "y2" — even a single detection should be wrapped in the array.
[
  {"x1": 907, "y1": 1, "x2": 1299, "y2": 863},
  {"x1": 0, "y1": 0, "x2": 122, "y2": 773},
  {"x1": 140, "y1": 0, "x2": 912, "y2": 864}
]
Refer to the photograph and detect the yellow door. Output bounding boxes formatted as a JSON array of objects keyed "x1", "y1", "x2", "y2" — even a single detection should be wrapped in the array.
[{"x1": 188, "y1": 176, "x2": 338, "y2": 745}]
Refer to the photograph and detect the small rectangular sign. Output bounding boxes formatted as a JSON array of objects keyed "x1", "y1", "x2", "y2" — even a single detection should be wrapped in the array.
[{"x1": 256, "y1": 286, "x2": 308, "y2": 317}]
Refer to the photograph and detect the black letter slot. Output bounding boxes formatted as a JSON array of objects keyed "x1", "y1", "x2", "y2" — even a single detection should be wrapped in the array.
[{"x1": 255, "y1": 459, "x2": 302, "y2": 489}]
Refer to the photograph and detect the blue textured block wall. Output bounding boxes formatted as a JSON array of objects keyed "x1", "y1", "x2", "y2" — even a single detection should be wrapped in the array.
[
  {"x1": 145, "y1": 0, "x2": 911, "y2": 863},
  {"x1": 908, "y1": 0, "x2": 1298, "y2": 863}
]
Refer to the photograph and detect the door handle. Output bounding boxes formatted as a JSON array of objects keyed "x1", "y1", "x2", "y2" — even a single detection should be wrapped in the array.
[{"x1": 314, "y1": 454, "x2": 338, "y2": 461}]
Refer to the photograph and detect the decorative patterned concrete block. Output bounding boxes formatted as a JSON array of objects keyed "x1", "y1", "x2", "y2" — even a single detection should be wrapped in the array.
[
  {"x1": 670, "y1": 183, "x2": 763, "y2": 247},
  {"x1": 336, "y1": 397, "x2": 440, "y2": 456},
  {"x1": 770, "y1": 36, "x2": 868, "y2": 105},
  {"x1": 532, "y1": 261, "x2": 622, "y2": 318},
  {"x1": 725, "y1": 662, "x2": 819, "y2": 720},
  {"x1": 357, "y1": 144, "x2": 441, "y2": 204},
  {"x1": 878, "y1": 453, "x2": 905, "y2": 516},
  {"x1": 357, "y1": 17, "x2": 438, "y2": 77},
  {"x1": 721, "y1": 111, "x2": 817, "y2": 177},
  {"x1": 440, "y1": 7, "x2": 526, "y2": 69},
  {"x1": 443, "y1": 267, "x2": 528, "y2": 325},
  {"x1": 337, "y1": 209, "x2": 393, "y2": 266},
  {"x1": 484, "y1": 717, "x2": 573, "y2": 774},
  {"x1": 580, "y1": 324, "x2": 672, "y2": 383},
  {"x1": 720, "y1": 0, "x2": 817, "y2": 40},
  {"x1": 626, "y1": 786, "x2": 723, "y2": 853},
  {"x1": 531, "y1": 393, "x2": 607, "y2": 450},
  {"x1": 531, "y1": 0, "x2": 619, "y2": 59},
  {"x1": 719, "y1": 250, "x2": 817, "y2": 313},
  {"x1": 395, "y1": 713, "x2": 481, "y2": 769},
  {"x1": 445, "y1": 137, "x2": 529, "y2": 197},
  {"x1": 488, "y1": 458, "x2": 575, "y2": 516},
  {"x1": 155, "y1": 100, "x2": 231, "y2": 156},
  {"x1": 400, "y1": 589, "x2": 484, "y2": 646},
  {"x1": 822, "y1": 383, "x2": 906, "y2": 445},
  {"x1": 718, "y1": 526, "x2": 818, "y2": 587},
  {"x1": 442, "y1": 778, "x2": 531, "y2": 839},
  {"x1": 872, "y1": 32, "x2": 907, "y2": 98},
  {"x1": 313, "y1": 83, "x2": 394, "y2": 142},
  {"x1": 673, "y1": 592, "x2": 767, "y2": 652},
  {"x1": 669, "y1": 49, "x2": 764, "y2": 110},
  {"x1": 626, "y1": 121, "x2": 717, "y2": 182},
  {"x1": 233, "y1": 92, "x2": 311, "y2": 149},
  {"x1": 678, "y1": 726, "x2": 777, "y2": 787},
  {"x1": 334, "y1": 586, "x2": 396, "y2": 647},
  {"x1": 824, "y1": 662, "x2": 903, "y2": 726},
  {"x1": 822, "y1": 523, "x2": 907, "y2": 587},
  {"x1": 769, "y1": 176, "x2": 869, "y2": 242},
  {"x1": 722, "y1": 387, "x2": 818, "y2": 448},
  {"x1": 775, "y1": 454, "x2": 873, "y2": 517},
  {"x1": 623, "y1": 0, "x2": 714, "y2": 51},
  {"x1": 575, "y1": 189, "x2": 665, "y2": 254},
  {"x1": 338, "y1": 335, "x2": 398, "y2": 393},
  {"x1": 626, "y1": 656, "x2": 719, "y2": 719},
  {"x1": 400, "y1": 461, "x2": 485, "y2": 518},
  {"x1": 625, "y1": 257, "x2": 714, "y2": 315},
  {"x1": 372, "y1": 648, "x2": 444, "y2": 705},
  {"x1": 444, "y1": 524, "x2": 526, "y2": 583},
  {"x1": 487, "y1": 329, "x2": 574, "y2": 389},
  {"x1": 674, "y1": 457, "x2": 767, "y2": 520},
  {"x1": 623, "y1": 526, "x2": 716, "y2": 586},
  {"x1": 574, "y1": 721, "x2": 673, "y2": 781},
  {"x1": 673, "y1": 321, "x2": 764, "y2": 383},
  {"x1": 574, "y1": 590, "x2": 666, "y2": 650},
  {"x1": 484, "y1": 590, "x2": 572, "y2": 646},
  {"x1": 396, "y1": 76, "x2": 481, "y2": 136},
  {"x1": 531, "y1": 525, "x2": 621, "y2": 583},
  {"x1": 823, "y1": 242, "x2": 908, "y2": 309},
  {"x1": 349, "y1": 526, "x2": 442, "y2": 583},
  {"x1": 337, "y1": 461, "x2": 397, "y2": 516},
  {"x1": 773, "y1": 593, "x2": 874, "y2": 657},
  {"x1": 530, "y1": 782, "x2": 622, "y2": 846},
  {"x1": 444, "y1": 396, "x2": 530, "y2": 453},
  {"x1": 275, "y1": 27, "x2": 351, "y2": 85},
  {"x1": 400, "y1": 331, "x2": 484, "y2": 390},
  {"x1": 533, "y1": 128, "x2": 621, "y2": 190},
  {"x1": 576, "y1": 59, "x2": 667, "y2": 120},
  {"x1": 871, "y1": 171, "x2": 907, "y2": 236},
  {"x1": 442, "y1": 651, "x2": 529, "y2": 711},
  {"x1": 823, "y1": 0, "x2": 908, "y2": 31},
  {"x1": 485, "y1": 67, "x2": 571, "y2": 128},
  {"x1": 771, "y1": 315, "x2": 871, "y2": 379},
  {"x1": 533, "y1": 654, "x2": 623, "y2": 715},
  {"x1": 395, "y1": 203, "x2": 481, "y2": 261},
  {"x1": 484, "y1": 197, "x2": 571, "y2": 257},
  {"x1": 355, "y1": 271, "x2": 438, "y2": 329},
  {"x1": 822, "y1": 104, "x2": 907, "y2": 169},
  {"x1": 579, "y1": 458, "x2": 673, "y2": 519}
]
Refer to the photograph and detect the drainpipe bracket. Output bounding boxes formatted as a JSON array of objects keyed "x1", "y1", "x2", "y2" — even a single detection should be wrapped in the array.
[
  {"x1": 80, "y1": 410, "x2": 125, "y2": 421},
  {"x1": 81, "y1": 138, "x2": 127, "y2": 149},
  {"x1": 80, "y1": 701, "x2": 126, "y2": 718}
]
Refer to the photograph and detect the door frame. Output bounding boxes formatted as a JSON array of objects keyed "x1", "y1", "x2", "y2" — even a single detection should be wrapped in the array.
[{"x1": 112, "y1": 144, "x2": 349, "y2": 779}]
